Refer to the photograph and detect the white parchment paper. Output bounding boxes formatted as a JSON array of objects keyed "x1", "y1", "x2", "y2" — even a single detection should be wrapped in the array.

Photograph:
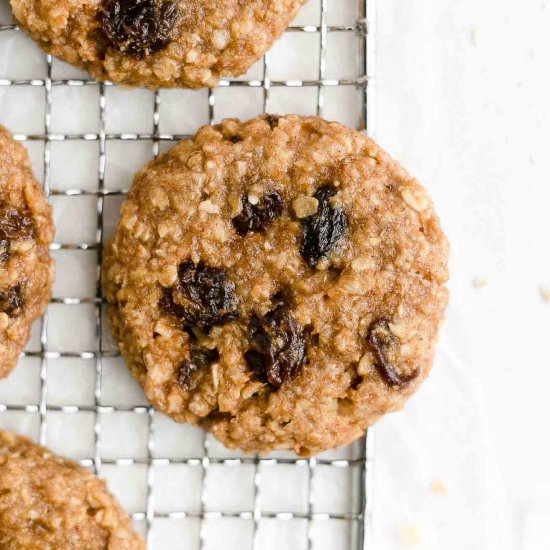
[{"x1": 374, "y1": 1, "x2": 550, "y2": 549}]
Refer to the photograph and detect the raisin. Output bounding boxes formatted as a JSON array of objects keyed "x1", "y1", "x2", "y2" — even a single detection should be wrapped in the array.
[
  {"x1": 160, "y1": 262, "x2": 238, "y2": 329},
  {"x1": 0, "y1": 285, "x2": 24, "y2": 317},
  {"x1": 0, "y1": 201, "x2": 34, "y2": 264},
  {"x1": 100, "y1": 0, "x2": 179, "y2": 57},
  {"x1": 265, "y1": 115, "x2": 280, "y2": 129},
  {"x1": 0, "y1": 201, "x2": 34, "y2": 241},
  {"x1": 300, "y1": 186, "x2": 347, "y2": 268},
  {"x1": 0, "y1": 240, "x2": 9, "y2": 264},
  {"x1": 178, "y1": 346, "x2": 219, "y2": 390},
  {"x1": 232, "y1": 191, "x2": 283, "y2": 237},
  {"x1": 367, "y1": 318, "x2": 418, "y2": 387},
  {"x1": 245, "y1": 294, "x2": 307, "y2": 388}
]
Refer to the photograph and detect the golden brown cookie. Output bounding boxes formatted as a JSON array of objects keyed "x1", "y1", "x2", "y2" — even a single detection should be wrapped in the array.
[
  {"x1": 0, "y1": 126, "x2": 54, "y2": 378},
  {"x1": 10, "y1": 0, "x2": 305, "y2": 89},
  {"x1": 103, "y1": 115, "x2": 449, "y2": 455},
  {"x1": 0, "y1": 430, "x2": 145, "y2": 550}
]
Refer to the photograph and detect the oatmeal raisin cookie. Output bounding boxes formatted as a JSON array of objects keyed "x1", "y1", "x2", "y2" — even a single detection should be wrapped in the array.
[{"x1": 103, "y1": 115, "x2": 449, "y2": 455}]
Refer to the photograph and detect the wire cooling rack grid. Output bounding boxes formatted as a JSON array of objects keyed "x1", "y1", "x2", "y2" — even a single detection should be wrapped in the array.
[{"x1": 0, "y1": 0, "x2": 375, "y2": 548}]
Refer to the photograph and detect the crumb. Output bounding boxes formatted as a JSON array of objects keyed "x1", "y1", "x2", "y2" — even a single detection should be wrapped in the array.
[
  {"x1": 529, "y1": 156, "x2": 536, "y2": 166},
  {"x1": 470, "y1": 28, "x2": 479, "y2": 47},
  {"x1": 398, "y1": 524, "x2": 421, "y2": 546},
  {"x1": 540, "y1": 287, "x2": 550, "y2": 303},
  {"x1": 473, "y1": 277, "x2": 487, "y2": 289},
  {"x1": 430, "y1": 479, "x2": 448, "y2": 496},
  {"x1": 516, "y1": 81, "x2": 523, "y2": 89}
]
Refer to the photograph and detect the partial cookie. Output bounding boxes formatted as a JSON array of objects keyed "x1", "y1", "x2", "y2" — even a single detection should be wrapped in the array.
[
  {"x1": 103, "y1": 115, "x2": 449, "y2": 455},
  {"x1": 0, "y1": 430, "x2": 144, "y2": 550},
  {"x1": 0, "y1": 126, "x2": 54, "y2": 378},
  {"x1": 11, "y1": 0, "x2": 305, "y2": 88}
]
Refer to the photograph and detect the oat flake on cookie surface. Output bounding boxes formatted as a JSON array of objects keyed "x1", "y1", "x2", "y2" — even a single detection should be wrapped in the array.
[
  {"x1": 10, "y1": 0, "x2": 306, "y2": 88},
  {"x1": 103, "y1": 115, "x2": 449, "y2": 456},
  {"x1": 0, "y1": 126, "x2": 54, "y2": 378},
  {"x1": 0, "y1": 430, "x2": 145, "y2": 550}
]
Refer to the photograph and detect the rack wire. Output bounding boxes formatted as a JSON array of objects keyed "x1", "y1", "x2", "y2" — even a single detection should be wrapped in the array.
[{"x1": 0, "y1": 0, "x2": 376, "y2": 548}]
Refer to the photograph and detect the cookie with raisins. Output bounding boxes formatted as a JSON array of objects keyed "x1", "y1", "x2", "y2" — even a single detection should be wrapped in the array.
[
  {"x1": 0, "y1": 126, "x2": 54, "y2": 378},
  {"x1": 0, "y1": 430, "x2": 144, "y2": 549},
  {"x1": 102, "y1": 115, "x2": 449, "y2": 455},
  {"x1": 10, "y1": 0, "x2": 306, "y2": 89}
]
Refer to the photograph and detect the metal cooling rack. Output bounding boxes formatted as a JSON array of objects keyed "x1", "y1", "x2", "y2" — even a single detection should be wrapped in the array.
[{"x1": 0, "y1": 0, "x2": 376, "y2": 548}]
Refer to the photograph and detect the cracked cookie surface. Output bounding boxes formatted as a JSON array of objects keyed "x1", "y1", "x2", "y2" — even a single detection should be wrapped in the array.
[
  {"x1": 0, "y1": 431, "x2": 144, "y2": 550},
  {"x1": 103, "y1": 115, "x2": 449, "y2": 455},
  {"x1": 0, "y1": 126, "x2": 54, "y2": 378},
  {"x1": 10, "y1": 0, "x2": 305, "y2": 88}
]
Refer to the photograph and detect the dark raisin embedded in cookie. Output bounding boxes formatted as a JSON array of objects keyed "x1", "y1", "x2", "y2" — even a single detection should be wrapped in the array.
[
  {"x1": 301, "y1": 186, "x2": 348, "y2": 268},
  {"x1": 232, "y1": 191, "x2": 283, "y2": 237},
  {"x1": 160, "y1": 262, "x2": 238, "y2": 329},
  {"x1": 178, "y1": 346, "x2": 220, "y2": 390},
  {"x1": 367, "y1": 318, "x2": 419, "y2": 387},
  {"x1": 265, "y1": 115, "x2": 280, "y2": 129},
  {"x1": 0, "y1": 201, "x2": 35, "y2": 265},
  {"x1": 245, "y1": 294, "x2": 307, "y2": 388},
  {"x1": 0, "y1": 285, "x2": 24, "y2": 317},
  {"x1": 100, "y1": 0, "x2": 180, "y2": 57},
  {"x1": 0, "y1": 240, "x2": 9, "y2": 264},
  {"x1": 0, "y1": 201, "x2": 35, "y2": 240}
]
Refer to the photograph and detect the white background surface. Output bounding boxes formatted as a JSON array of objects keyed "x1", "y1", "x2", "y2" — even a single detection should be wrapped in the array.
[
  {"x1": 374, "y1": 1, "x2": 550, "y2": 549},
  {"x1": 0, "y1": 0, "x2": 549, "y2": 548}
]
